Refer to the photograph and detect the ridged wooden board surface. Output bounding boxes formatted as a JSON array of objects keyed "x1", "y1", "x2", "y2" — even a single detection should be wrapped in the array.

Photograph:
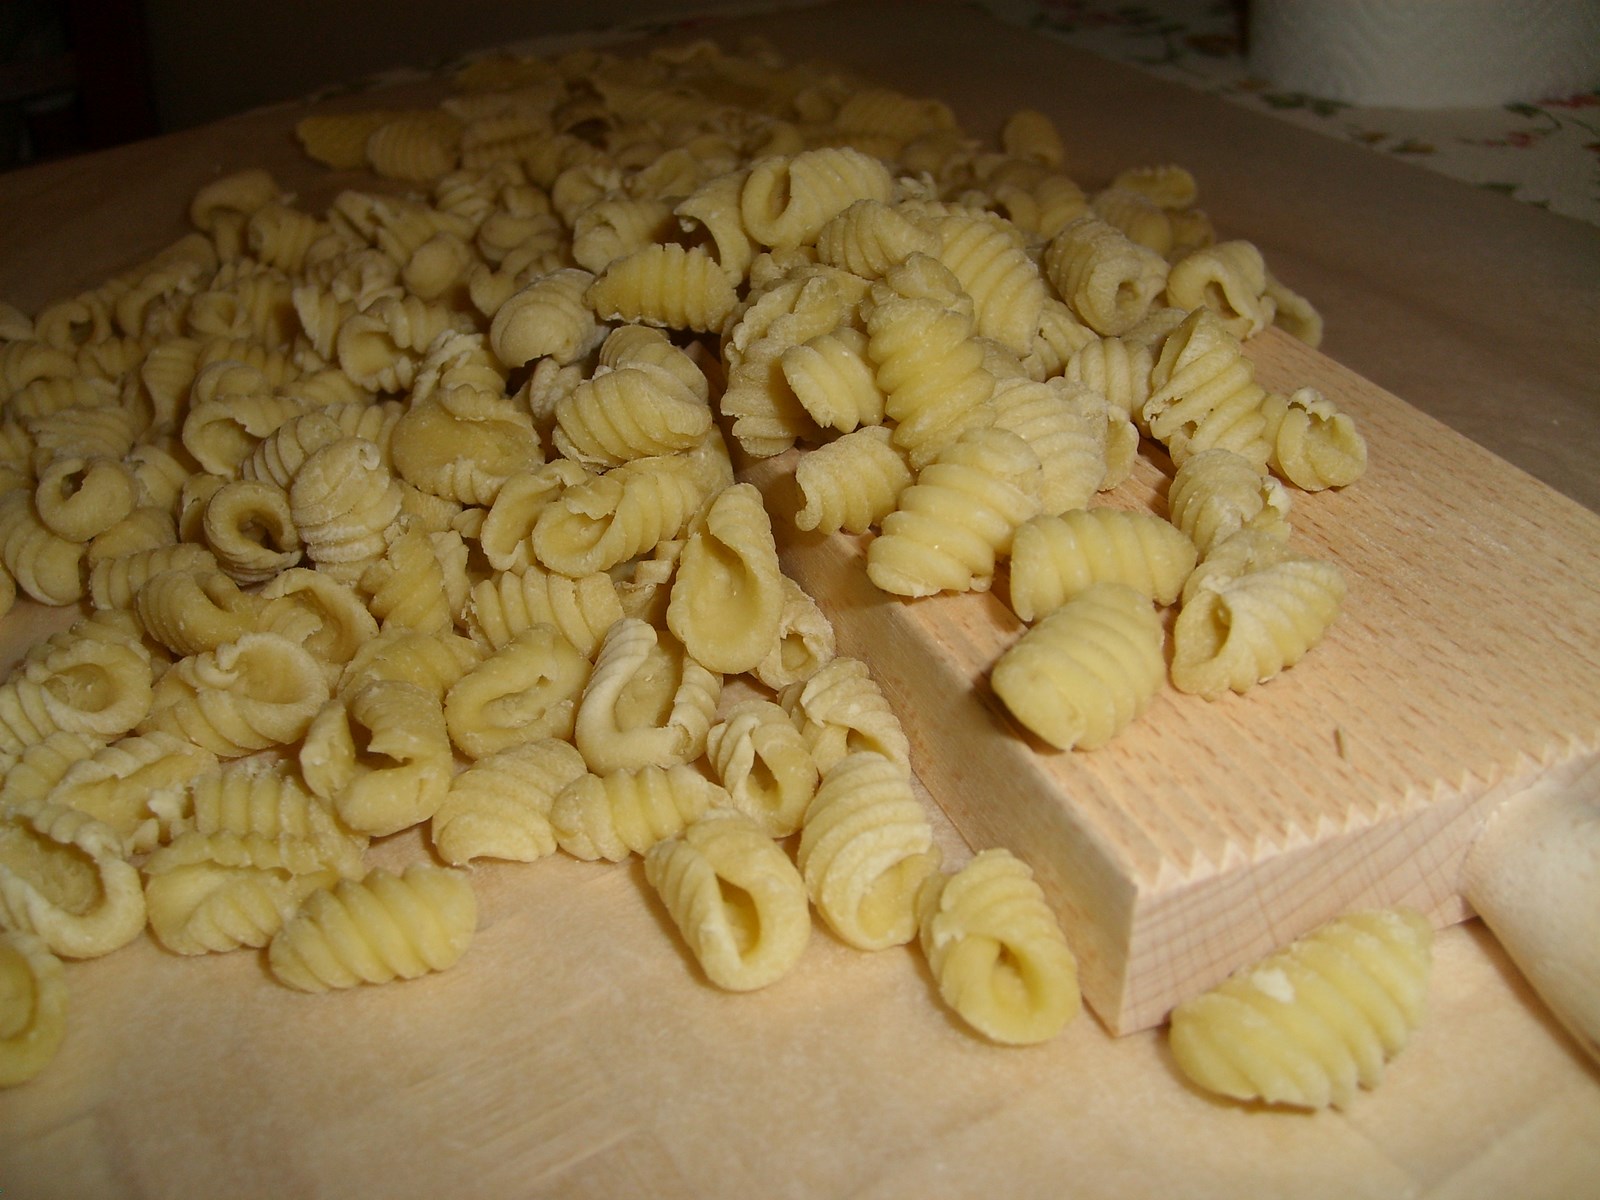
[{"x1": 746, "y1": 324, "x2": 1600, "y2": 1034}]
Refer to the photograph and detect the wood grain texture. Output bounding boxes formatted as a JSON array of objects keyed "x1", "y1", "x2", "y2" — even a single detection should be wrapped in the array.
[{"x1": 747, "y1": 325, "x2": 1600, "y2": 1033}]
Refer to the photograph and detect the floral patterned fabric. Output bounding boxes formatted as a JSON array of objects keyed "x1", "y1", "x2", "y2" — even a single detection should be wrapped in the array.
[{"x1": 981, "y1": 0, "x2": 1600, "y2": 226}]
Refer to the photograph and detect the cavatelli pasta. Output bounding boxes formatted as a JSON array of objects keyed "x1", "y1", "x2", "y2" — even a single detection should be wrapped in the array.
[
  {"x1": 778, "y1": 655, "x2": 909, "y2": 776},
  {"x1": 1008, "y1": 508, "x2": 1198, "y2": 621},
  {"x1": 0, "y1": 929, "x2": 67, "y2": 1087},
  {"x1": 1041, "y1": 214, "x2": 1169, "y2": 337},
  {"x1": 443, "y1": 624, "x2": 591, "y2": 757},
  {"x1": 1141, "y1": 308, "x2": 1271, "y2": 470},
  {"x1": 572, "y1": 617, "x2": 720, "y2": 774},
  {"x1": 1164, "y1": 240, "x2": 1276, "y2": 340},
  {"x1": 739, "y1": 145, "x2": 894, "y2": 250},
  {"x1": 704, "y1": 699, "x2": 818, "y2": 839},
  {"x1": 337, "y1": 627, "x2": 483, "y2": 701},
  {"x1": 200, "y1": 479, "x2": 301, "y2": 585},
  {"x1": 478, "y1": 456, "x2": 591, "y2": 573},
  {"x1": 1170, "y1": 546, "x2": 1346, "y2": 699},
  {"x1": 0, "y1": 803, "x2": 146, "y2": 959},
  {"x1": 430, "y1": 737, "x2": 588, "y2": 865},
  {"x1": 666, "y1": 482, "x2": 785, "y2": 676},
  {"x1": 1168, "y1": 908, "x2": 1433, "y2": 1109},
  {"x1": 532, "y1": 449, "x2": 714, "y2": 577},
  {"x1": 487, "y1": 267, "x2": 603, "y2": 368},
  {"x1": 916, "y1": 847, "x2": 1080, "y2": 1045},
  {"x1": 781, "y1": 326, "x2": 885, "y2": 434},
  {"x1": 267, "y1": 862, "x2": 477, "y2": 992},
  {"x1": 990, "y1": 581, "x2": 1165, "y2": 751},
  {"x1": 792, "y1": 424, "x2": 913, "y2": 535},
  {"x1": 143, "y1": 830, "x2": 346, "y2": 956},
  {"x1": 1167, "y1": 447, "x2": 1293, "y2": 559},
  {"x1": 867, "y1": 427, "x2": 1042, "y2": 598},
  {"x1": 813, "y1": 198, "x2": 938, "y2": 279},
  {"x1": 0, "y1": 622, "x2": 154, "y2": 756},
  {"x1": 0, "y1": 490, "x2": 85, "y2": 606},
  {"x1": 1064, "y1": 335, "x2": 1153, "y2": 418},
  {"x1": 644, "y1": 809, "x2": 810, "y2": 991},
  {"x1": 257, "y1": 566, "x2": 381, "y2": 679},
  {"x1": 1259, "y1": 386, "x2": 1368, "y2": 492},
  {"x1": 551, "y1": 762, "x2": 730, "y2": 861},
  {"x1": 585, "y1": 242, "x2": 738, "y2": 333},
  {"x1": 288, "y1": 436, "x2": 404, "y2": 586},
  {"x1": 797, "y1": 751, "x2": 941, "y2": 951},
  {"x1": 553, "y1": 358, "x2": 712, "y2": 467}
]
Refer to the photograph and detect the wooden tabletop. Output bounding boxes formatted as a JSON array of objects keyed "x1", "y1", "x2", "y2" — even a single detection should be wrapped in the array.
[{"x1": 1, "y1": 4, "x2": 1597, "y2": 1198}]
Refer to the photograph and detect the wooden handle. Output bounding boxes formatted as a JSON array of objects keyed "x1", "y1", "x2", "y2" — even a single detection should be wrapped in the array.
[{"x1": 1462, "y1": 754, "x2": 1600, "y2": 1066}]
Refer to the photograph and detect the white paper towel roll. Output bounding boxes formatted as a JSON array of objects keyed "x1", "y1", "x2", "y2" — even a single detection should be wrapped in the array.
[{"x1": 1247, "y1": 0, "x2": 1600, "y2": 108}]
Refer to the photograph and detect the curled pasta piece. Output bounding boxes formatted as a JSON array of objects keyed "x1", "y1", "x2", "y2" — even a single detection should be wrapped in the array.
[
  {"x1": 990, "y1": 581, "x2": 1165, "y2": 751},
  {"x1": 866, "y1": 254, "x2": 997, "y2": 469},
  {"x1": 0, "y1": 622, "x2": 154, "y2": 757},
  {"x1": 389, "y1": 393, "x2": 543, "y2": 509},
  {"x1": 133, "y1": 565, "x2": 262, "y2": 657},
  {"x1": 0, "y1": 731, "x2": 101, "y2": 818},
  {"x1": 586, "y1": 243, "x2": 738, "y2": 333},
  {"x1": 644, "y1": 809, "x2": 810, "y2": 991},
  {"x1": 143, "y1": 830, "x2": 346, "y2": 956},
  {"x1": 299, "y1": 680, "x2": 452, "y2": 837},
  {"x1": 783, "y1": 326, "x2": 885, "y2": 435},
  {"x1": 1259, "y1": 386, "x2": 1368, "y2": 492},
  {"x1": 33, "y1": 457, "x2": 137, "y2": 544},
  {"x1": 267, "y1": 862, "x2": 478, "y2": 992},
  {"x1": 1041, "y1": 214, "x2": 1169, "y2": 337},
  {"x1": 753, "y1": 574, "x2": 836, "y2": 691},
  {"x1": 572, "y1": 617, "x2": 721, "y2": 774},
  {"x1": 932, "y1": 211, "x2": 1047, "y2": 358},
  {"x1": 444, "y1": 624, "x2": 592, "y2": 757},
  {"x1": 337, "y1": 628, "x2": 483, "y2": 702},
  {"x1": 552, "y1": 763, "x2": 730, "y2": 861},
  {"x1": 48, "y1": 731, "x2": 217, "y2": 854},
  {"x1": 987, "y1": 376, "x2": 1107, "y2": 516},
  {"x1": 814, "y1": 198, "x2": 938, "y2": 279},
  {"x1": 867, "y1": 427, "x2": 1042, "y2": 598},
  {"x1": 553, "y1": 358, "x2": 713, "y2": 467},
  {"x1": 142, "y1": 632, "x2": 329, "y2": 757},
  {"x1": 666, "y1": 482, "x2": 785, "y2": 675},
  {"x1": 465, "y1": 563, "x2": 622, "y2": 661},
  {"x1": 431, "y1": 737, "x2": 588, "y2": 865},
  {"x1": 336, "y1": 294, "x2": 472, "y2": 394},
  {"x1": 358, "y1": 526, "x2": 469, "y2": 637},
  {"x1": 798, "y1": 751, "x2": 941, "y2": 950},
  {"x1": 201, "y1": 479, "x2": 301, "y2": 585},
  {"x1": 257, "y1": 567, "x2": 381, "y2": 681},
  {"x1": 916, "y1": 847, "x2": 1080, "y2": 1045},
  {"x1": 1142, "y1": 308, "x2": 1271, "y2": 470},
  {"x1": 1170, "y1": 549, "x2": 1346, "y2": 700},
  {"x1": 0, "y1": 490, "x2": 85, "y2": 606},
  {"x1": 0, "y1": 929, "x2": 67, "y2": 1087},
  {"x1": 793, "y1": 425, "x2": 912, "y2": 535},
  {"x1": 740, "y1": 145, "x2": 894, "y2": 249},
  {"x1": 1164, "y1": 240, "x2": 1276, "y2": 340},
  {"x1": 778, "y1": 655, "x2": 909, "y2": 776},
  {"x1": 1168, "y1": 448, "x2": 1293, "y2": 559},
  {"x1": 532, "y1": 450, "x2": 714, "y2": 577},
  {"x1": 0, "y1": 803, "x2": 146, "y2": 959},
  {"x1": 705, "y1": 699, "x2": 818, "y2": 838},
  {"x1": 1064, "y1": 335, "x2": 1153, "y2": 419},
  {"x1": 478, "y1": 457, "x2": 591, "y2": 573},
  {"x1": 1168, "y1": 909, "x2": 1433, "y2": 1109},
  {"x1": 487, "y1": 268, "x2": 603, "y2": 368},
  {"x1": 288, "y1": 436, "x2": 405, "y2": 585},
  {"x1": 1008, "y1": 508, "x2": 1198, "y2": 621}
]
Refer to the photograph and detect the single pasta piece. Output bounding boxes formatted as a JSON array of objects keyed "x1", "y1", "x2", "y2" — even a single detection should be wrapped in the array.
[
  {"x1": 990, "y1": 581, "x2": 1166, "y2": 751},
  {"x1": 141, "y1": 632, "x2": 329, "y2": 758},
  {"x1": 337, "y1": 627, "x2": 483, "y2": 702},
  {"x1": 553, "y1": 358, "x2": 712, "y2": 468},
  {"x1": 47, "y1": 731, "x2": 217, "y2": 855},
  {"x1": 143, "y1": 830, "x2": 347, "y2": 956},
  {"x1": 359, "y1": 526, "x2": 469, "y2": 637},
  {"x1": 300, "y1": 679, "x2": 454, "y2": 837},
  {"x1": 666, "y1": 482, "x2": 786, "y2": 675},
  {"x1": 1170, "y1": 545, "x2": 1346, "y2": 699},
  {"x1": 200, "y1": 479, "x2": 302, "y2": 585},
  {"x1": 1259, "y1": 386, "x2": 1368, "y2": 492},
  {"x1": 33, "y1": 456, "x2": 137, "y2": 544},
  {"x1": 704, "y1": 699, "x2": 819, "y2": 838},
  {"x1": 572, "y1": 617, "x2": 721, "y2": 774},
  {"x1": 257, "y1": 567, "x2": 382, "y2": 683},
  {"x1": 1164, "y1": 240, "x2": 1276, "y2": 340},
  {"x1": 752, "y1": 575, "x2": 837, "y2": 691},
  {"x1": 916, "y1": 848, "x2": 1080, "y2": 1045},
  {"x1": 781, "y1": 326, "x2": 885, "y2": 434},
  {"x1": 531, "y1": 450, "x2": 714, "y2": 578},
  {"x1": 0, "y1": 730, "x2": 102, "y2": 817},
  {"x1": 813, "y1": 198, "x2": 938, "y2": 279},
  {"x1": 930, "y1": 211, "x2": 1047, "y2": 358},
  {"x1": 797, "y1": 751, "x2": 941, "y2": 950},
  {"x1": 431, "y1": 737, "x2": 588, "y2": 865},
  {"x1": 0, "y1": 929, "x2": 68, "y2": 1088},
  {"x1": 444, "y1": 624, "x2": 592, "y2": 757},
  {"x1": 585, "y1": 243, "x2": 738, "y2": 333},
  {"x1": 478, "y1": 457, "x2": 592, "y2": 574},
  {"x1": 489, "y1": 268, "x2": 604, "y2": 368},
  {"x1": 0, "y1": 803, "x2": 147, "y2": 959},
  {"x1": 0, "y1": 489, "x2": 86, "y2": 606},
  {"x1": 1007, "y1": 508, "x2": 1198, "y2": 621},
  {"x1": 778, "y1": 655, "x2": 910, "y2": 776},
  {"x1": 867, "y1": 427, "x2": 1042, "y2": 598},
  {"x1": 551, "y1": 763, "x2": 731, "y2": 861},
  {"x1": 644, "y1": 809, "x2": 810, "y2": 991},
  {"x1": 739, "y1": 145, "x2": 894, "y2": 250},
  {"x1": 0, "y1": 621, "x2": 155, "y2": 757},
  {"x1": 1167, "y1": 448, "x2": 1292, "y2": 559},
  {"x1": 267, "y1": 863, "x2": 478, "y2": 992},
  {"x1": 1041, "y1": 214, "x2": 1169, "y2": 337},
  {"x1": 1141, "y1": 307, "x2": 1271, "y2": 471},
  {"x1": 465, "y1": 563, "x2": 623, "y2": 661},
  {"x1": 1168, "y1": 908, "x2": 1434, "y2": 1109},
  {"x1": 987, "y1": 376, "x2": 1106, "y2": 516},
  {"x1": 793, "y1": 425, "x2": 913, "y2": 536},
  {"x1": 1063, "y1": 335, "x2": 1153, "y2": 419},
  {"x1": 288, "y1": 436, "x2": 405, "y2": 586}
]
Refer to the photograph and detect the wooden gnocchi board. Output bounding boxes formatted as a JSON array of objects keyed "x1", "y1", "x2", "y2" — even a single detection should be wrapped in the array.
[{"x1": 746, "y1": 325, "x2": 1600, "y2": 1034}]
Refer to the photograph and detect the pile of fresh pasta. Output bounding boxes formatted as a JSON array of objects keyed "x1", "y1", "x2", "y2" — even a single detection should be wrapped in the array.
[{"x1": 0, "y1": 34, "x2": 1431, "y2": 1108}]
